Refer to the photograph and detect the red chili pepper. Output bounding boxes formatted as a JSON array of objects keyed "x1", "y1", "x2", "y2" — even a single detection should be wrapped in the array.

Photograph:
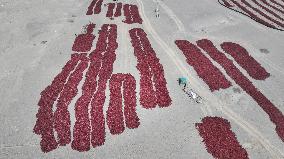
[
  {"x1": 175, "y1": 40, "x2": 231, "y2": 91},
  {"x1": 196, "y1": 117, "x2": 249, "y2": 159}
]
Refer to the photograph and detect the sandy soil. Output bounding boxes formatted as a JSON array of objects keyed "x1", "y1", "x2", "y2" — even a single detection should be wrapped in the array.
[{"x1": 0, "y1": 0, "x2": 284, "y2": 158}]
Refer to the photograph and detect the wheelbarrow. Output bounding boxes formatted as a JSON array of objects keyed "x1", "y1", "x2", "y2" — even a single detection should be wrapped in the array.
[{"x1": 178, "y1": 77, "x2": 202, "y2": 103}]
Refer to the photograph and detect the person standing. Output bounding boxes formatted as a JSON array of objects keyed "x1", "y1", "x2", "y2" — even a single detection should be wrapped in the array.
[
  {"x1": 178, "y1": 77, "x2": 187, "y2": 89},
  {"x1": 155, "y1": 1, "x2": 160, "y2": 18}
]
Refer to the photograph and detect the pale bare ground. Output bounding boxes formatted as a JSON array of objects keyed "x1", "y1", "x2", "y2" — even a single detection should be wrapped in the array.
[{"x1": 0, "y1": 0, "x2": 284, "y2": 158}]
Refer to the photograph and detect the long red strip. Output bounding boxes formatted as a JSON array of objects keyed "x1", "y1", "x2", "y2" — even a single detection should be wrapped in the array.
[
  {"x1": 130, "y1": 28, "x2": 172, "y2": 108},
  {"x1": 90, "y1": 24, "x2": 118, "y2": 147},
  {"x1": 91, "y1": 51, "x2": 116, "y2": 147},
  {"x1": 72, "y1": 24, "x2": 96, "y2": 52},
  {"x1": 270, "y1": 0, "x2": 284, "y2": 9},
  {"x1": 197, "y1": 39, "x2": 284, "y2": 142},
  {"x1": 86, "y1": 0, "x2": 103, "y2": 15},
  {"x1": 129, "y1": 29, "x2": 157, "y2": 108},
  {"x1": 34, "y1": 53, "x2": 80, "y2": 152},
  {"x1": 107, "y1": 74, "x2": 125, "y2": 135},
  {"x1": 229, "y1": 0, "x2": 276, "y2": 28},
  {"x1": 175, "y1": 40, "x2": 232, "y2": 92},
  {"x1": 54, "y1": 54, "x2": 89, "y2": 146},
  {"x1": 260, "y1": 0, "x2": 284, "y2": 14},
  {"x1": 71, "y1": 53, "x2": 102, "y2": 151},
  {"x1": 90, "y1": 89, "x2": 106, "y2": 148},
  {"x1": 86, "y1": 0, "x2": 98, "y2": 15},
  {"x1": 221, "y1": 42, "x2": 270, "y2": 80},
  {"x1": 94, "y1": 0, "x2": 103, "y2": 14},
  {"x1": 89, "y1": 24, "x2": 110, "y2": 148},
  {"x1": 250, "y1": 0, "x2": 284, "y2": 21},
  {"x1": 71, "y1": 26, "x2": 109, "y2": 151},
  {"x1": 135, "y1": 29, "x2": 171, "y2": 107},
  {"x1": 114, "y1": 3, "x2": 123, "y2": 17},
  {"x1": 107, "y1": 73, "x2": 140, "y2": 135},
  {"x1": 196, "y1": 117, "x2": 249, "y2": 159},
  {"x1": 222, "y1": 0, "x2": 234, "y2": 7},
  {"x1": 241, "y1": 0, "x2": 284, "y2": 28},
  {"x1": 123, "y1": 74, "x2": 140, "y2": 129},
  {"x1": 106, "y1": 3, "x2": 116, "y2": 19}
]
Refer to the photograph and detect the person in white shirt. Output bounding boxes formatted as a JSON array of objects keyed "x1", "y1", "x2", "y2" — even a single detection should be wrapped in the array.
[{"x1": 155, "y1": 2, "x2": 160, "y2": 18}]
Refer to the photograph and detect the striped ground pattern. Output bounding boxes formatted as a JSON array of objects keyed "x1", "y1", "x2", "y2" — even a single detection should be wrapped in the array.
[{"x1": 220, "y1": 0, "x2": 284, "y2": 30}]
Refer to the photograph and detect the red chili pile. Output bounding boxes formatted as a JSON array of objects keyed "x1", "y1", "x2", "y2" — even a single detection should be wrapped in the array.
[
  {"x1": 54, "y1": 54, "x2": 89, "y2": 146},
  {"x1": 107, "y1": 73, "x2": 140, "y2": 135},
  {"x1": 123, "y1": 4, "x2": 143, "y2": 24},
  {"x1": 175, "y1": 40, "x2": 232, "y2": 91},
  {"x1": 196, "y1": 39, "x2": 284, "y2": 142},
  {"x1": 259, "y1": 0, "x2": 284, "y2": 14},
  {"x1": 86, "y1": 0, "x2": 103, "y2": 15},
  {"x1": 90, "y1": 24, "x2": 117, "y2": 148},
  {"x1": 129, "y1": 28, "x2": 172, "y2": 109},
  {"x1": 71, "y1": 24, "x2": 117, "y2": 151},
  {"x1": 106, "y1": 3, "x2": 116, "y2": 19},
  {"x1": 221, "y1": 42, "x2": 270, "y2": 80},
  {"x1": 224, "y1": 0, "x2": 284, "y2": 29},
  {"x1": 270, "y1": 0, "x2": 284, "y2": 9},
  {"x1": 87, "y1": 1, "x2": 143, "y2": 24},
  {"x1": 196, "y1": 117, "x2": 249, "y2": 159},
  {"x1": 222, "y1": 0, "x2": 234, "y2": 7},
  {"x1": 72, "y1": 24, "x2": 96, "y2": 52},
  {"x1": 241, "y1": 0, "x2": 284, "y2": 28},
  {"x1": 71, "y1": 53, "x2": 101, "y2": 152},
  {"x1": 35, "y1": 0, "x2": 172, "y2": 154},
  {"x1": 34, "y1": 53, "x2": 81, "y2": 152},
  {"x1": 114, "y1": 2, "x2": 123, "y2": 17},
  {"x1": 34, "y1": 24, "x2": 119, "y2": 152},
  {"x1": 250, "y1": 0, "x2": 284, "y2": 21},
  {"x1": 106, "y1": 2, "x2": 123, "y2": 19},
  {"x1": 229, "y1": 0, "x2": 274, "y2": 27}
]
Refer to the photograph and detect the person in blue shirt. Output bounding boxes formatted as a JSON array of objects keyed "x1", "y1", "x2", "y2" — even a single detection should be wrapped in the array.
[{"x1": 178, "y1": 77, "x2": 187, "y2": 89}]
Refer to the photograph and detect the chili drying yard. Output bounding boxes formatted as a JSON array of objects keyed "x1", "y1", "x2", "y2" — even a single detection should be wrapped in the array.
[{"x1": 0, "y1": 0, "x2": 284, "y2": 158}]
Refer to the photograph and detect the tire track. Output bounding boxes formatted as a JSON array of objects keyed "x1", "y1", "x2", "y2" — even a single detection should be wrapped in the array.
[
  {"x1": 154, "y1": 0, "x2": 186, "y2": 33},
  {"x1": 135, "y1": 0, "x2": 284, "y2": 158},
  {"x1": 135, "y1": 0, "x2": 211, "y2": 115}
]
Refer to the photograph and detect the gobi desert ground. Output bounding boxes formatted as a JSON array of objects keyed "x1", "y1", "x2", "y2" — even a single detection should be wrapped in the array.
[{"x1": 1, "y1": 0, "x2": 284, "y2": 158}]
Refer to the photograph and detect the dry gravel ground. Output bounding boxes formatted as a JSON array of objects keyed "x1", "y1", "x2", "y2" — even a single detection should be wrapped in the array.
[{"x1": 0, "y1": 0, "x2": 284, "y2": 158}]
